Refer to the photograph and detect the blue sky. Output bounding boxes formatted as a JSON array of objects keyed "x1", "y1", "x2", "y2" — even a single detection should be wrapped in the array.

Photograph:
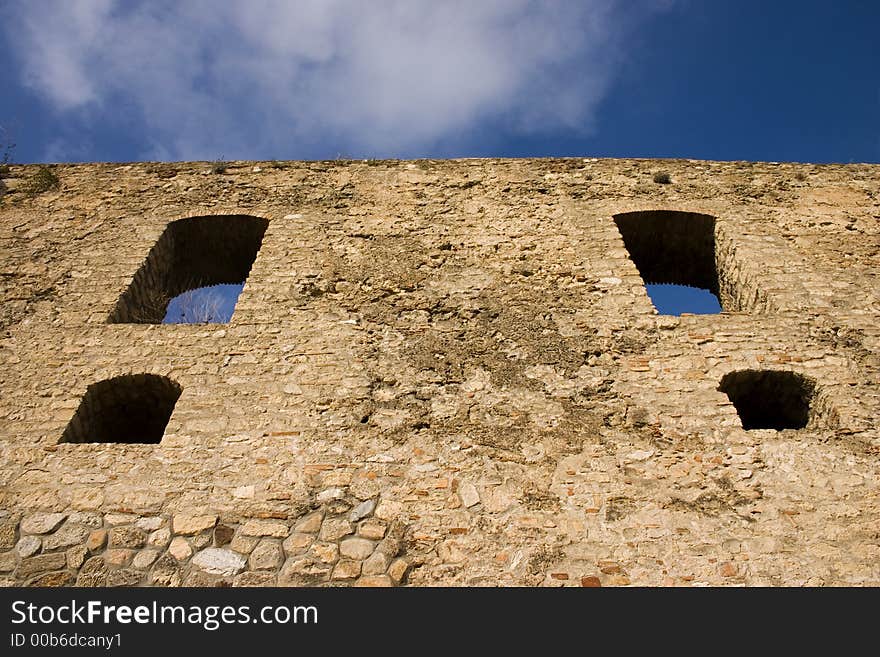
[{"x1": 1, "y1": 0, "x2": 877, "y2": 165}]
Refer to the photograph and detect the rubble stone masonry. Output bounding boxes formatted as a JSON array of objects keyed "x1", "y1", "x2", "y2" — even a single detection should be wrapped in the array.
[{"x1": 0, "y1": 157, "x2": 877, "y2": 586}]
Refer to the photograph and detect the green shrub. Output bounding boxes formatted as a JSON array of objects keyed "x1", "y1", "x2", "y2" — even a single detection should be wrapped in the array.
[
  {"x1": 23, "y1": 166, "x2": 60, "y2": 195},
  {"x1": 652, "y1": 171, "x2": 672, "y2": 184}
]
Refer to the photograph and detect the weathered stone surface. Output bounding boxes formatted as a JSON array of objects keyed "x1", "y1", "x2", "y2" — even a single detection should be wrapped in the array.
[
  {"x1": 20, "y1": 513, "x2": 66, "y2": 535},
  {"x1": 362, "y1": 551, "x2": 390, "y2": 575},
  {"x1": 147, "y1": 528, "x2": 171, "y2": 548},
  {"x1": 66, "y1": 545, "x2": 87, "y2": 569},
  {"x1": 132, "y1": 549, "x2": 160, "y2": 570},
  {"x1": 248, "y1": 539, "x2": 283, "y2": 570},
  {"x1": 278, "y1": 557, "x2": 331, "y2": 586},
  {"x1": 70, "y1": 489, "x2": 104, "y2": 511},
  {"x1": 16, "y1": 535, "x2": 41, "y2": 558},
  {"x1": 332, "y1": 559, "x2": 362, "y2": 580},
  {"x1": 85, "y1": 529, "x2": 107, "y2": 552},
  {"x1": 105, "y1": 513, "x2": 138, "y2": 526},
  {"x1": 340, "y1": 537, "x2": 375, "y2": 560},
  {"x1": 358, "y1": 519, "x2": 387, "y2": 540},
  {"x1": 75, "y1": 557, "x2": 107, "y2": 587},
  {"x1": 240, "y1": 519, "x2": 289, "y2": 538},
  {"x1": 150, "y1": 555, "x2": 180, "y2": 587},
  {"x1": 172, "y1": 514, "x2": 217, "y2": 535},
  {"x1": 135, "y1": 517, "x2": 165, "y2": 532},
  {"x1": 354, "y1": 575, "x2": 393, "y2": 587},
  {"x1": 1, "y1": 158, "x2": 880, "y2": 589},
  {"x1": 0, "y1": 519, "x2": 19, "y2": 549},
  {"x1": 0, "y1": 551, "x2": 16, "y2": 572},
  {"x1": 388, "y1": 558, "x2": 409, "y2": 584},
  {"x1": 43, "y1": 524, "x2": 90, "y2": 551},
  {"x1": 68, "y1": 512, "x2": 103, "y2": 528},
  {"x1": 311, "y1": 542, "x2": 339, "y2": 564},
  {"x1": 168, "y1": 537, "x2": 192, "y2": 561},
  {"x1": 230, "y1": 534, "x2": 259, "y2": 554},
  {"x1": 192, "y1": 548, "x2": 247, "y2": 576},
  {"x1": 17, "y1": 553, "x2": 67, "y2": 578},
  {"x1": 282, "y1": 532, "x2": 313, "y2": 555},
  {"x1": 319, "y1": 519, "x2": 354, "y2": 542},
  {"x1": 235, "y1": 571, "x2": 276, "y2": 587},
  {"x1": 316, "y1": 488, "x2": 346, "y2": 503},
  {"x1": 294, "y1": 512, "x2": 323, "y2": 534},
  {"x1": 26, "y1": 571, "x2": 74, "y2": 587},
  {"x1": 375, "y1": 501, "x2": 403, "y2": 522},
  {"x1": 184, "y1": 571, "x2": 230, "y2": 587},
  {"x1": 109, "y1": 525, "x2": 147, "y2": 549},
  {"x1": 105, "y1": 549, "x2": 134, "y2": 567},
  {"x1": 0, "y1": 518, "x2": 18, "y2": 550},
  {"x1": 349, "y1": 499, "x2": 376, "y2": 522},
  {"x1": 458, "y1": 482, "x2": 480, "y2": 508},
  {"x1": 107, "y1": 568, "x2": 143, "y2": 587},
  {"x1": 190, "y1": 531, "x2": 212, "y2": 549}
]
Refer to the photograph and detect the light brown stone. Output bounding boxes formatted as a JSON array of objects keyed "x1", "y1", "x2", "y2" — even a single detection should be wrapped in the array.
[
  {"x1": 240, "y1": 519, "x2": 289, "y2": 538},
  {"x1": 17, "y1": 553, "x2": 67, "y2": 578},
  {"x1": 0, "y1": 519, "x2": 18, "y2": 549},
  {"x1": 294, "y1": 512, "x2": 323, "y2": 534},
  {"x1": 248, "y1": 539, "x2": 283, "y2": 570},
  {"x1": 387, "y1": 558, "x2": 409, "y2": 584},
  {"x1": 66, "y1": 545, "x2": 88, "y2": 569},
  {"x1": 43, "y1": 524, "x2": 90, "y2": 551},
  {"x1": 282, "y1": 532, "x2": 313, "y2": 555},
  {"x1": 147, "y1": 528, "x2": 171, "y2": 548},
  {"x1": 230, "y1": 534, "x2": 259, "y2": 554},
  {"x1": 132, "y1": 549, "x2": 160, "y2": 570},
  {"x1": 358, "y1": 519, "x2": 387, "y2": 540},
  {"x1": 109, "y1": 525, "x2": 147, "y2": 549},
  {"x1": 319, "y1": 518, "x2": 354, "y2": 541},
  {"x1": 332, "y1": 559, "x2": 362, "y2": 580},
  {"x1": 354, "y1": 575, "x2": 393, "y2": 587},
  {"x1": 86, "y1": 529, "x2": 108, "y2": 553},
  {"x1": 311, "y1": 542, "x2": 339, "y2": 564},
  {"x1": 16, "y1": 535, "x2": 41, "y2": 558},
  {"x1": 172, "y1": 514, "x2": 217, "y2": 536},
  {"x1": 20, "y1": 513, "x2": 66, "y2": 535},
  {"x1": 0, "y1": 551, "x2": 17, "y2": 572},
  {"x1": 362, "y1": 550, "x2": 390, "y2": 575},
  {"x1": 168, "y1": 537, "x2": 192, "y2": 561},
  {"x1": 104, "y1": 549, "x2": 134, "y2": 567},
  {"x1": 70, "y1": 489, "x2": 104, "y2": 511}
]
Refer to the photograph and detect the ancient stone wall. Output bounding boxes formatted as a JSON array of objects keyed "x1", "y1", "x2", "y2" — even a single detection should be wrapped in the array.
[{"x1": 0, "y1": 157, "x2": 877, "y2": 586}]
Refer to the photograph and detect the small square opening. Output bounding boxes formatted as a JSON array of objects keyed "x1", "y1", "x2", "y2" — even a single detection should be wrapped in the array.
[{"x1": 718, "y1": 370, "x2": 815, "y2": 430}]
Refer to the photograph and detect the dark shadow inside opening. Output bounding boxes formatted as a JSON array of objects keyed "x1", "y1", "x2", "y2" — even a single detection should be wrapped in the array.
[
  {"x1": 718, "y1": 370, "x2": 815, "y2": 430},
  {"x1": 60, "y1": 374, "x2": 182, "y2": 444},
  {"x1": 614, "y1": 210, "x2": 722, "y2": 313},
  {"x1": 108, "y1": 214, "x2": 268, "y2": 324}
]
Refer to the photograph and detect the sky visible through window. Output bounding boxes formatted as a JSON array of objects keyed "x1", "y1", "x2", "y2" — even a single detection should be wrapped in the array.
[
  {"x1": 162, "y1": 283, "x2": 244, "y2": 324},
  {"x1": 646, "y1": 284, "x2": 722, "y2": 315}
]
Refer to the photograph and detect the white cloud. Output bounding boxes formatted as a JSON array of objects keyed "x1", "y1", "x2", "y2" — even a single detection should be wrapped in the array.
[{"x1": 2, "y1": 0, "x2": 670, "y2": 161}]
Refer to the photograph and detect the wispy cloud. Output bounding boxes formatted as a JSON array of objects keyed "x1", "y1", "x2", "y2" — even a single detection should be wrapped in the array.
[{"x1": 2, "y1": 0, "x2": 670, "y2": 161}]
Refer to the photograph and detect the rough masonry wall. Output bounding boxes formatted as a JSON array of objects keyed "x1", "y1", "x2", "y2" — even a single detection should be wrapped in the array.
[{"x1": 0, "y1": 157, "x2": 878, "y2": 587}]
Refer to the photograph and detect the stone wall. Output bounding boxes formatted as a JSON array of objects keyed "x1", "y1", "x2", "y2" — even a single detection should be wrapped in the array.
[{"x1": 0, "y1": 157, "x2": 877, "y2": 586}]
